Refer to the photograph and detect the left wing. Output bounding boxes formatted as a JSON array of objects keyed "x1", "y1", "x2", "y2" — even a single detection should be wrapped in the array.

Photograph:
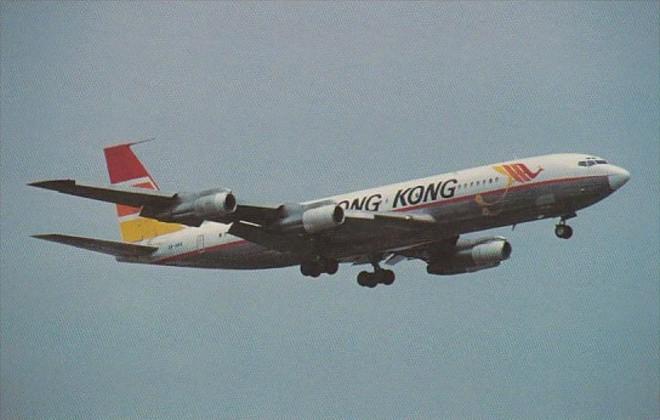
[
  {"x1": 229, "y1": 209, "x2": 441, "y2": 257},
  {"x1": 343, "y1": 210, "x2": 436, "y2": 231}
]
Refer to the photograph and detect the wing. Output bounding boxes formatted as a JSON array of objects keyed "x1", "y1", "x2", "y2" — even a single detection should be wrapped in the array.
[
  {"x1": 32, "y1": 234, "x2": 158, "y2": 257},
  {"x1": 342, "y1": 210, "x2": 437, "y2": 232},
  {"x1": 29, "y1": 179, "x2": 280, "y2": 227},
  {"x1": 228, "y1": 209, "x2": 445, "y2": 260},
  {"x1": 29, "y1": 179, "x2": 177, "y2": 207}
]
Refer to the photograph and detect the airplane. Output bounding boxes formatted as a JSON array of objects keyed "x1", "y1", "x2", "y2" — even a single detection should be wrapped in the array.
[{"x1": 29, "y1": 141, "x2": 630, "y2": 288}]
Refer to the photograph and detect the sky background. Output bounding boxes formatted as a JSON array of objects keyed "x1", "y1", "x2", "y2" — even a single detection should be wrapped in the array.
[{"x1": 1, "y1": 2, "x2": 658, "y2": 418}]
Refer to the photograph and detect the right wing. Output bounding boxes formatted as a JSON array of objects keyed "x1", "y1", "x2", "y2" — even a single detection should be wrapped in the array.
[
  {"x1": 29, "y1": 179, "x2": 280, "y2": 227},
  {"x1": 28, "y1": 179, "x2": 177, "y2": 208}
]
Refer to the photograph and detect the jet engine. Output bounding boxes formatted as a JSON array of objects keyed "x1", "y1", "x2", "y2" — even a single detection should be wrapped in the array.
[
  {"x1": 276, "y1": 204, "x2": 345, "y2": 234},
  {"x1": 426, "y1": 237, "x2": 512, "y2": 275},
  {"x1": 149, "y1": 190, "x2": 237, "y2": 225}
]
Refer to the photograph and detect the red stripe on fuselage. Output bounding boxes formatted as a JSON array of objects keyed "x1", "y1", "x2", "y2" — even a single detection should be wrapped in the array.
[
  {"x1": 392, "y1": 175, "x2": 605, "y2": 212},
  {"x1": 155, "y1": 175, "x2": 606, "y2": 264},
  {"x1": 154, "y1": 239, "x2": 250, "y2": 264}
]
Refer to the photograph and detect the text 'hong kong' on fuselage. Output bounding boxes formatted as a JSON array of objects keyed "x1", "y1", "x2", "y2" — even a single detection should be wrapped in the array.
[{"x1": 29, "y1": 144, "x2": 629, "y2": 288}]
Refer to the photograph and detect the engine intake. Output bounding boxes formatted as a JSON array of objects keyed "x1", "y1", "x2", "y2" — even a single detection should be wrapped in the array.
[
  {"x1": 276, "y1": 204, "x2": 345, "y2": 234},
  {"x1": 427, "y1": 238, "x2": 512, "y2": 275},
  {"x1": 193, "y1": 192, "x2": 237, "y2": 218},
  {"x1": 150, "y1": 190, "x2": 237, "y2": 225}
]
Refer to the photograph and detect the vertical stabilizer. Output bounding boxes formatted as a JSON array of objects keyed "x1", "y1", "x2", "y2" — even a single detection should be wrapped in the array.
[{"x1": 103, "y1": 141, "x2": 184, "y2": 242}]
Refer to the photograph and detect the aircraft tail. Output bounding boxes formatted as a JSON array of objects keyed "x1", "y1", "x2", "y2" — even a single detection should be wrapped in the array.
[{"x1": 104, "y1": 140, "x2": 185, "y2": 242}]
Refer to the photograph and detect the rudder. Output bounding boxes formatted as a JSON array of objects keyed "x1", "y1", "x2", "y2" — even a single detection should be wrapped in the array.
[{"x1": 104, "y1": 141, "x2": 184, "y2": 242}]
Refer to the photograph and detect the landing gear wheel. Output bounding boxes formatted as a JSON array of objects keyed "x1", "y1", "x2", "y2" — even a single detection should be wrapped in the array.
[
  {"x1": 325, "y1": 259, "x2": 339, "y2": 275},
  {"x1": 300, "y1": 262, "x2": 312, "y2": 277},
  {"x1": 300, "y1": 261, "x2": 322, "y2": 277},
  {"x1": 555, "y1": 224, "x2": 573, "y2": 239},
  {"x1": 381, "y1": 270, "x2": 395, "y2": 286},
  {"x1": 357, "y1": 271, "x2": 377, "y2": 288}
]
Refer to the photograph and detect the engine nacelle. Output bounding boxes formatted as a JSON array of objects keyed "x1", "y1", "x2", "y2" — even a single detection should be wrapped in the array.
[
  {"x1": 277, "y1": 204, "x2": 345, "y2": 234},
  {"x1": 152, "y1": 190, "x2": 237, "y2": 225},
  {"x1": 427, "y1": 238, "x2": 512, "y2": 275},
  {"x1": 192, "y1": 192, "x2": 237, "y2": 218}
]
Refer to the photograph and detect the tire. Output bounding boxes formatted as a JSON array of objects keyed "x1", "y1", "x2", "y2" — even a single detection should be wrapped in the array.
[
  {"x1": 325, "y1": 259, "x2": 339, "y2": 275},
  {"x1": 381, "y1": 270, "x2": 395, "y2": 285},
  {"x1": 300, "y1": 262, "x2": 312, "y2": 277},
  {"x1": 357, "y1": 271, "x2": 370, "y2": 287},
  {"x1": 555, "y1": 224, "x2": 573, "y2": 239}
]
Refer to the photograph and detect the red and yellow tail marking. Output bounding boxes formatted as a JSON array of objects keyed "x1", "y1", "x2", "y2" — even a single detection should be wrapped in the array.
[{"x1": 104, "y1": 143, "x2": 185, "y2": 243}]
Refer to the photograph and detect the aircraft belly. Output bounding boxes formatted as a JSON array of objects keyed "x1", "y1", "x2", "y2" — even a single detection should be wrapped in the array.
[
  {"x1": 424, "y1": 175, "x2": 610, "y2": 234},
  {"x1": 161, "y1": 241, "x2": 300, "y2": 269}
]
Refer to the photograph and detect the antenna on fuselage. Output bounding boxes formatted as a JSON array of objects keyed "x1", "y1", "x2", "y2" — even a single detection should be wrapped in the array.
[{"x1": 129, "y1": 137, "x2": 156, "y2": 147}]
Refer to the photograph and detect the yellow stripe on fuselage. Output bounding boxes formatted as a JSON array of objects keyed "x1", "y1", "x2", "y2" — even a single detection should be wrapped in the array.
[{"x1": 119, "y1": 217, "x2": 184, "y2": 242}]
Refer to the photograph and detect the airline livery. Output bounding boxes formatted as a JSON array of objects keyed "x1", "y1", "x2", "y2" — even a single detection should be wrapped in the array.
[{"x1": 30, "y1": 141, "x2": 630, "y2": 287}]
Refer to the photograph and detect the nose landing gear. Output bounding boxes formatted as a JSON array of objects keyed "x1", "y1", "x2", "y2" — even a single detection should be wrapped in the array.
[
  {"x1": 555, "y1": 215, "x2": 575, "y2": 239},
  {"x1": 555, "y1": 224, "x2": 573, "y2": 239}
]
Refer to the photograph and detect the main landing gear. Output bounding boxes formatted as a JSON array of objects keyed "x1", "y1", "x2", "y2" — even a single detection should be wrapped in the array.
[
  {"x1": 300, "y1": 258, "x2": 339, "y2": 278},
  {"x1": 555, "y1": 215, "x2": 575, "y2": 239},
  {"x1": 357, "y1": 261, "x2": 395, "y2": 288}
]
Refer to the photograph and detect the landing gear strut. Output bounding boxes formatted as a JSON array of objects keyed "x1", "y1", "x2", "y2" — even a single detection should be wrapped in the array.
[
  {"x1": 356, "y1": 261, "x2": 395, "y2": 288},
  {"x1": 300, "y1": 257, "x2": 339, "y2": 278},
  {"x1": 555, "y1": 215, "x2": 574, "y2": 239}
]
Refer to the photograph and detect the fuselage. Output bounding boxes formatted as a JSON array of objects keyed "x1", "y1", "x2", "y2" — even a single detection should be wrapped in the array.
[{"x1": 122, "y1": 153, "x2": 629, "y2": 269}]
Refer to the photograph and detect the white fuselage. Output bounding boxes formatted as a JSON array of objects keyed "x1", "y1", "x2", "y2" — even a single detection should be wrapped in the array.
[{"x1": 124, "y1": 153, "x2": 628, "y2": 269}]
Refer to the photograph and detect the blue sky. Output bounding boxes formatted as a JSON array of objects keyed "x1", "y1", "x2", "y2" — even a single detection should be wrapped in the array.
[{"x1": 1, "y1": 2, "x2": 658, "y2": 418}]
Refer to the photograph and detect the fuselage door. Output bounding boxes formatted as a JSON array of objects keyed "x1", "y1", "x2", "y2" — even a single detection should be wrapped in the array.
[{"x1": 196, "y1": 234, "x2": 205, "y2": 254}]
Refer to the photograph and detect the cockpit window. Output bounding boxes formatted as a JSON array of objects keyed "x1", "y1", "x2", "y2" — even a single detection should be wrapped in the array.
[{"x1": 579, "y1": 158, "x2": 608, "y2": 167}]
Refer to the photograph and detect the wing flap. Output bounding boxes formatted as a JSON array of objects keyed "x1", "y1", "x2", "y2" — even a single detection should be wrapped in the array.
[
  {"x1": 29, "y1": 179, "x2": 177, "y2": 208},
  {"x1": 228, "y1": 221, "x2": 310, "y2": 255},
  {"x1": 343, "y1": 210, "x2": 437, "y2": 233},
  {"x1": 32, "y1": 234, "x2": 158, "y2": 257}
]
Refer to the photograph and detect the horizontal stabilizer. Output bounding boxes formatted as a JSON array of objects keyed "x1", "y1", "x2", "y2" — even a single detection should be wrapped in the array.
[
  {"x1": 32, "y1": 234, "x2": 158, "y2": 257},
  {"x1": 28, "y1": 179, "x2": 177, "y2": 208}
]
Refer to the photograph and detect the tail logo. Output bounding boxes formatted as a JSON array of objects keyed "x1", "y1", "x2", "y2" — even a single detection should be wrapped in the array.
[{"x1": 493, "y1": 163, "x2": 543, "y2": 184}]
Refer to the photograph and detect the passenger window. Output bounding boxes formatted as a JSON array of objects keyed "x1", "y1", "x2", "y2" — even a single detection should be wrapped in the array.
[
  {"x1": 578, "y1": 161, "x2": 587, "y2": 167},
  {"x1": 596, "y1": 160, "x2": 607, "y2": 164}
]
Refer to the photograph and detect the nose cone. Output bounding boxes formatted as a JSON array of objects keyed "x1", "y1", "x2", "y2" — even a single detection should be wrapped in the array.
[{"x1": 608, "y1": 166, "x2": 630, "y2": 191}]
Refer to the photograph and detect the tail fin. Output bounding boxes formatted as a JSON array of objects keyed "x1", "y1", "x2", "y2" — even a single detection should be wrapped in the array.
[{"x1": 104, "y1": 141, "x2": 184, "y2": 242}]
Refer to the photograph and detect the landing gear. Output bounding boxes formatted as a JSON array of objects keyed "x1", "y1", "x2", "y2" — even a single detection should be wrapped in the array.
[
  {"x1": 300, "y1": 257, "x2": 339, "y2": 278},
  {"x1": 555, "y1": 215, "x2": 574, "y2": 239},
  {"x1": 356, "y1": 261, "x2": 396, "y2": 288},
  {"x1": 555, "y1": 224, "x2": 573, "y2": 239}
]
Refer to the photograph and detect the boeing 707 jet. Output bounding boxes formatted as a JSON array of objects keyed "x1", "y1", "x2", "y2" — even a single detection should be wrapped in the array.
[{"x1": 30, "y1": 141, "x2": 630, "y2": 287}]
